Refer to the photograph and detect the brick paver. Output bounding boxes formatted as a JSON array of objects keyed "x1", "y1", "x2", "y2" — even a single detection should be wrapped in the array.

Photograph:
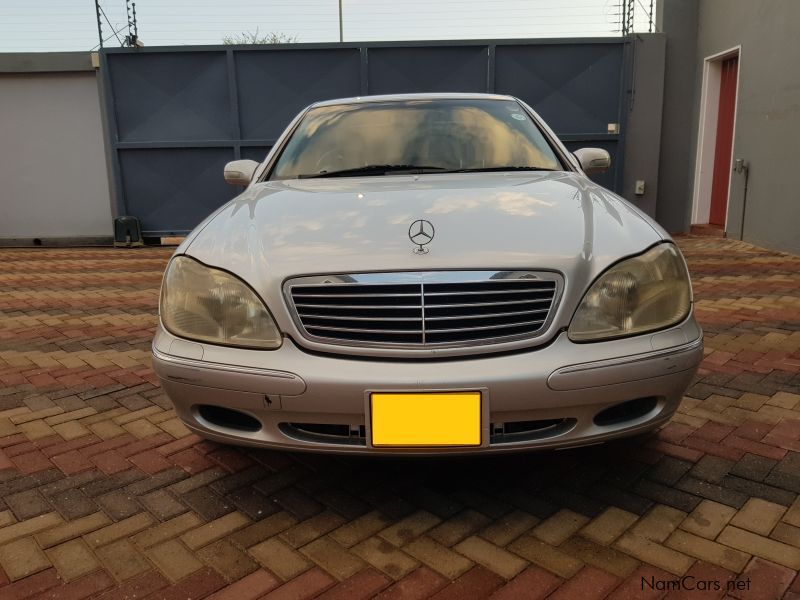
[{"x1": 0, "y1": 236, "x2": 799, "y2": 598}]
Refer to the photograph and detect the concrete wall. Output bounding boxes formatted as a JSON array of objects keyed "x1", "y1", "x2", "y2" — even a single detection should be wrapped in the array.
[
  {"x1": 0, "y1": 54, "x2": 112, "y2": 242},
  {"x1": 621, "y1": 33, "x2": 665, "y2": 218},
  {"x1": 658, "y1": 0, "x2": 800, "y2": 254},
  {"x1": 691, "y1": 0, "x2": 800, "y2": 254},
  {"x1": 654, "y1": 0, "x2": 699, "y2": 234}
]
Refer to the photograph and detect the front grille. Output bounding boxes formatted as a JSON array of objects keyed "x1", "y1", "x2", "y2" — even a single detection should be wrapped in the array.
[{"x1": 287, "y1": 271, "x2": 560, "y2": 348}]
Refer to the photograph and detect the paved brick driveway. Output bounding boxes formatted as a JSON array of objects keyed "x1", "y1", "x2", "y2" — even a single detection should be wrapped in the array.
[{"x1": 1, "y1": 236, "x2": 799, "y2": 600}]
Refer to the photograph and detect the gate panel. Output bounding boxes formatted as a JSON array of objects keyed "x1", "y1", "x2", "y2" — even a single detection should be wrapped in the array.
[
  {"x1": 102, "y1": 39, "x2": 627, "y2": 235},
  {"x1": 110, "y1": 52, "x2": 232, "y2": 142},
  {"x1": 367, "y1": 46, "x2": 488, "y2": 95},
  {"x1": 241, "y1": 147, "x2": 272, "y2": 162},
  {"x1": 118, "y1": 147, "x2": 234, "y2": 234},
  {"x1": 494, "y1": 43, "x2": 622, "y2": 134},
  {"x1": 236, "y1": 48, "x2": 362, "y2": 140}
]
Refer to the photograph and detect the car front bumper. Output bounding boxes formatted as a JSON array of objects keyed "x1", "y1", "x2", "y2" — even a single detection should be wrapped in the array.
[{"x1": 151, "y1": 316, "x2": 703, "y2": 455}]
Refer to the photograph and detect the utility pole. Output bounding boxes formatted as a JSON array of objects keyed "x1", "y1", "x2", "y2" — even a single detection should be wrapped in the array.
[{"x1": 338, "y1": 0, "x2": 343, "y2": 42}]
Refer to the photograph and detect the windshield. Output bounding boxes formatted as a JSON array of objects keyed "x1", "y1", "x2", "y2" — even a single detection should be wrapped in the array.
[{"x1": 269, "y1": 98, "x2": 563, "y2": 180}]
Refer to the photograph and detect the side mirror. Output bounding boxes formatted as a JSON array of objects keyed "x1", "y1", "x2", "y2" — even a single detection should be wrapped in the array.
[
  {"x1": 573, "y1": 148, "x2": 611, "y2": 175},
  {"x1": 223, "y1": 159, "x2": 259, "y2": 186}
]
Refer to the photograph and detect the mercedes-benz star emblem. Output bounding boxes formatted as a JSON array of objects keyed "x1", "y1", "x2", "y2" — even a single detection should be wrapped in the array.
[{"x1": 408, "y1": 219, "x2": 435, "y2": 254}]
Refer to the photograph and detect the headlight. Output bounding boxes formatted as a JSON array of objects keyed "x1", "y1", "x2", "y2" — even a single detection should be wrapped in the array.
[
  {"x1": 160, "y1": 256, "x2": 282, "y2": 349},
  {"x1": 569, "y1": 243, "x2": 691, "y2": 342}
]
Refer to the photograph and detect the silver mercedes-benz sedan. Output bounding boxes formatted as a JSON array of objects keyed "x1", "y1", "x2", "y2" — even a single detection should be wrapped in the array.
[{"x1": 152, "y1": 93, "x2": 703, "y2": 454}]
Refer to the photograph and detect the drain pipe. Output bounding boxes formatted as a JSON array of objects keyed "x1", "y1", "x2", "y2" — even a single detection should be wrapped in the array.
[{"x1": 734, "y1": 158, "x2": 750, "y2": 240}]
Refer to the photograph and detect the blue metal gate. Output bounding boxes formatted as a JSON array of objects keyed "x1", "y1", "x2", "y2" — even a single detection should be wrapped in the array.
[{"x1": 100, "y1": 39, "x2": 627, "y2": 236}]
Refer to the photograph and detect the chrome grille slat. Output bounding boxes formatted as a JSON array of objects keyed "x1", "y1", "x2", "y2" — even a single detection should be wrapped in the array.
[
  {"x1": 292, "y1": 292, "x2": 421, "y2": 298},
  {"x1": 426, "y1": 319, "x2": 547, "y2": 334},
  {"x1": 287, "y1": 271, "x2": 560, "y2": 349},
  {"x1": 300, "y1": 314, "x2": 423, "y2": 322},
  {"x1": 423, "y1": 288, "x2": 553, "y2": 297},
  {"x1": 306, "y1": 324, "x2": 424, "y2": 334},
  {"x1": 424, "y1": 297, "x2": 552, "y2": 309},
  {"x1": 295, "y1": 303, "x2": 423, "y2": 310},
  {"x1": 424, "y1": 308, "x2": 549, "y2": 321}
]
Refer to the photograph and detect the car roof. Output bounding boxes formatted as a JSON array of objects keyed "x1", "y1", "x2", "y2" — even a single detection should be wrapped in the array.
[{"x1": 310, "y1": 92, "x2": 517, "y2": 108}]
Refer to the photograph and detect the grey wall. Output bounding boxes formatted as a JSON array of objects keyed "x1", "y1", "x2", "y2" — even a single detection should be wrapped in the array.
[
  {"x1": 621, "y1": 33, "x2": 666, "y2": 218},
  {"x1": 655, "y1": 0, "x2": 699, "y2": 234},
  {"x1": 657, "y1": 0, "x2": 800, "y2": 254},
  {"x1": 691, "y1": 0, "x2": 800, "y2": 254},
  {"x1": 0, "y1": 54, "x2": 112, "y2": 241}
]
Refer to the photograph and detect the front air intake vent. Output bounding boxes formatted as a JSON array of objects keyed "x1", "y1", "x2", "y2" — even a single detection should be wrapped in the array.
[
  {"x1": 197, "y1": 405, "x2": 261, "y2": 432},
  {"x1": 593, "y1": 397, "x2": 659, "y2": 426}
]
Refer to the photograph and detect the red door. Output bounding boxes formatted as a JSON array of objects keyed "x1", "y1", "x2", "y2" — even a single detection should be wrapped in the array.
[{"x1": 709, "y1": 56, "x2": 738, "y2": 226}]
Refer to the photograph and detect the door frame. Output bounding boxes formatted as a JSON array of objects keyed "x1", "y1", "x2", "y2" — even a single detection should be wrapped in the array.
[{"x1": 691, "y1": 45, "x2": 741, "y2": 229}]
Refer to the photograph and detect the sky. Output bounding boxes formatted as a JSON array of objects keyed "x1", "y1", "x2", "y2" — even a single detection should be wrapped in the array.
[{"x1": 0, "y1": 0, "x2": 654, "y2": 52}]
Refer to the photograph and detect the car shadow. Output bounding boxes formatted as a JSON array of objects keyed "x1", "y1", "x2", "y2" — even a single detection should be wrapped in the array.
[{"x1": 225, "y1": 429, "x2": 663, "y2": 522}]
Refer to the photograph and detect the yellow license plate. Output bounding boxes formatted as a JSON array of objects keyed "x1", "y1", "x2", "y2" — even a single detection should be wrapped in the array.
[{"x1": 370, "y1": 392, "x2": 481, "y2": 447}]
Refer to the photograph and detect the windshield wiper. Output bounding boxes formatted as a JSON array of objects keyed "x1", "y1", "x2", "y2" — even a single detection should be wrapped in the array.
[
  {"x1": 445, "y1": 166, "x2": 558, "y2": 173},
  {"x1": 297, "y1": 164, "x2": 449, "y2": 178}
]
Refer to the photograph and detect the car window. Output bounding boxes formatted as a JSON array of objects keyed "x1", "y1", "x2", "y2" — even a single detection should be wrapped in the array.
[{"x1": 269, "y1": 99, "x2": 563, "y2": 179}]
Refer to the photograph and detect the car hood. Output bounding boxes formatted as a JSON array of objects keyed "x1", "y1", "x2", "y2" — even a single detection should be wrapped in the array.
[{"x1": 183, "y1": 171, "x2": 665, "y2": 337}]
